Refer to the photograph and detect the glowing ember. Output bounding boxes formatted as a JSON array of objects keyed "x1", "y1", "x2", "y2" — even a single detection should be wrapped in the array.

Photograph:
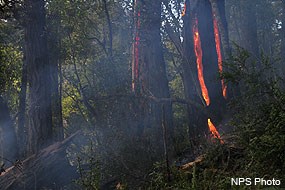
[
  {"x1": 192, "y1": 17, "x2": 210, "y2": 106},
  {"x1": 181, "y1": 2, "x2": 186, "y2": 17},
  {"x1": 132, "y1": 9, "x2": 140, "y2": 92},
  {"x1": 212, "y1": 16, "x2": 227, "y2": 98},
  {"x1": 207, "y1": 118, "x2": 224, "y2": 143}
]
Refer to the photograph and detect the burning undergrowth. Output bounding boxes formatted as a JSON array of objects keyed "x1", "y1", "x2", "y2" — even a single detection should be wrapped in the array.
[{"x1": 138, "y1": 49, "x2": 285, "y2": 189}]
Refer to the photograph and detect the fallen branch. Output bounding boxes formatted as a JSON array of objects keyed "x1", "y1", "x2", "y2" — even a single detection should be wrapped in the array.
[
  {"x1": 180, "y1": 155, "x2": 205, "y2": 170},
  {"x1": 91, "y1": 93, "x2": 207, "y2": 114},
  {"x1": 0, "y1": 131, "x2": 81, "y2": 189}
]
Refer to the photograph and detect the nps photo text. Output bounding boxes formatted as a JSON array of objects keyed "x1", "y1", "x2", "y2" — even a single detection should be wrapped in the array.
[{"x1": 231, "y1": 178, "x2": 281, "y2": 186}]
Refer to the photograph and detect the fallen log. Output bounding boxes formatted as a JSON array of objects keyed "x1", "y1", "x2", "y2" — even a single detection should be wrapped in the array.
[
  {"x1": 0, "y1": 131, "x2": 81, "y2": 190},
  {"x1": 180, "y1": 155, "x2": 205, "y2": 170}
]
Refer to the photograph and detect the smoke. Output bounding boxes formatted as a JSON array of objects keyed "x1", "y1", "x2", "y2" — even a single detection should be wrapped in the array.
[{"x1": 0, "y1": 96, "x2": 18, "y2": 166}]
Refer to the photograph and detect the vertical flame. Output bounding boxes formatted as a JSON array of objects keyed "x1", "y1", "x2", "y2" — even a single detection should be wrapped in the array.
[
  {"x1": 207, "y1": 118, "x2": 224, "y2": 143},
  {"x1": 132, "y1": 9, "x2": 140, "y2": 92},
  {"x1": 213, "y1": 16, "x2": 227, "y2": 98},
  {"x1": 192, "y1": 17, "x2": 210, "y2": 106}
]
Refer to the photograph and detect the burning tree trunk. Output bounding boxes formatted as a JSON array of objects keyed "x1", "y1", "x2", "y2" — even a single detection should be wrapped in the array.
[
  {"x1": 209, "y1": 0, "x2": 231, "y2": 58},
  {"x1": 180, "y1": 0, "x2": 224, "y2": 143},
  {"x1": 209, "y1": 0, "x2": 230, "y2": 98},
  {"x1": 181, "y1": 0, "x2": 207, "y2": 141},
  {"x1": 194, "y1": 0, "x2": 225, "y2": 122},
  {"x1": 25, "y1": 0, "x2": 53, "y2": 154}
]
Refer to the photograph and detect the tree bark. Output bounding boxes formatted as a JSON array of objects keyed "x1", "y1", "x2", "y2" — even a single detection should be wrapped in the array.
[
  {"x1": 48, "y1": 13, "x2": 64, "y2": 141},
  {"x1": 102, "y1": 0, "x2": 113, "y2": 57},
  {"x1": 182, "y1": 0, "x2": 208, "y2": 141},
  {"x1": 131, "y1": 0, "x2": 173, "y2": 154},
  {"x1": 238, "y1": 0, "x2": 259, "y2": 57},
  {"x1": 209, "y1": 0, "x2": 231, "y2": 58},
  {"x1": 17, "y1": 53, "x2": 28, "y2": 157},
  {"x1": 140, "y1": 0, "x2": 173, "y2": 131},
  {"x1": 25, "y1": 0, "x2": 53, "y2": 154},
  {"x1": 195, "y1": 0, "x2": 225, "y2": 122},
  {"x1": 281, "y1": 0, "x2": 285, "y2": 78}
]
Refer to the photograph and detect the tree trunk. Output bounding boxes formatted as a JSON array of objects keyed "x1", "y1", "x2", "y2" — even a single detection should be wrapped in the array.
[
  {"x1": 195, "y1": 0, "x2": 225, "y2": 123},
  {"x1": 25, "y1": 0, "x2": 53, "y2": 154},
  {"x1": 132, "y1": 0, "x2": 173, "y2": 154},
  {"x1": 209, "y1": 0, "x2": 231, "y2": 58},
  {"x1": 182, "y1": 0, "x2": 208, "y2": 143},
  {"x1": 281, "y1": 0, "x2": 285, "y2": 78},
  {"x1": 48, "y1": 13, "x2": 64, "y2": 141},
  {"x1": 238, "y1": 0, "x2": 259, "y2": 57},
  {"x1": 209, "y1": 0, "x2": 234, "y2": 99},
  {"x1": 17, "y1": 53, "x2": 28, "y2": 157},
  {"x1": 141, "y1": 0, "x2": 173, "y2": 130}
]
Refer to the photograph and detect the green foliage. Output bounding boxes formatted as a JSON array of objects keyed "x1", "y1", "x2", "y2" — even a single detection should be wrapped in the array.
[
  {"x1": 0, "y1": 20, "x2": 23, "y2": 113},
  {"x1": 76, "y1": 156, "x2": 101, "y2": 190},
  {"x1": 144, "y1": 49, "x2": 285, "y2": 189},
  {"x1": 223, "y1": 48, "x2": 285, "y2": 181},
  {"x1": 147, "y1": 162, "x2": 191, "y2": 189}
]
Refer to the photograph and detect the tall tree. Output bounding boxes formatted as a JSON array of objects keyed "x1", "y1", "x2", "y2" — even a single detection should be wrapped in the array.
[
  {"x1": 47, "y1": 11, "x2": 64, "y2": 141},
  {"x1": 17, "y1": 52, "x2": 28, "y2": 156},
  {"x1": 25, "y1": 0, "x2": 53, "y2": 153},
  {"x1": 209, "y1": 0, "x2": 231, "y2": 58},
  {"x1": 132, "y1": 0, "x2": 173, "y2": 147},
  {"x1": 238, "y1": 0, "x2": 259, "y2": 57},
  {"x1": 196, "y1": 0, "x2": 223, "y2": 109},
  {"x1": 281, "y1": 0, "x2": 285, "y2": 76},
  {"x1": 181, "y1": 0, "x2": 207, "y2": 142}
]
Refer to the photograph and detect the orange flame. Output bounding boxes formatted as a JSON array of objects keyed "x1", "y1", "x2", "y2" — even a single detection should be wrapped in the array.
[
  {"x1": 192, "y1": 17, "x2": 210, "y2": 106},
  {"x1": 181, "y1": 2, "x2": 186, "y2": 17},
  {"x1": 213, "y1": 16, "x2": 227, "y2": 98},
  {"x1": 207, "y1": 118, "x2": 224, "y2": 143}
]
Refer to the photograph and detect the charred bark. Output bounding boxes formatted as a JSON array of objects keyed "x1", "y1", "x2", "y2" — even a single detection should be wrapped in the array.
[
  {"x1": 182, "y1": 0, "x2": 207, "y2": 142},
  {"x1": 25, "y1": 0, "x2": 53, "y2": 154},
  {"x1": 195, "y1": 0, "x2": 225, "y2": 123},
  {"x1": 209, "y1": 0, "x2": 231, "y2": 58},
  {"x1": 209, "y1": 0, "x2": 234, "y2": 99}
]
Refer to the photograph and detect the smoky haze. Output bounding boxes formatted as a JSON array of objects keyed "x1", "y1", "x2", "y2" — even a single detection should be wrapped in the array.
[{"x1": 0, "y1": 0, "x2": 284, "y2": 189}]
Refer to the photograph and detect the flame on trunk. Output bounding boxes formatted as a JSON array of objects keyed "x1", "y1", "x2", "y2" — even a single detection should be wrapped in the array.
[
  {"x1": 212, "y1": 16, "x2": 227, "y2": 98},
  {"x1": 207, "y1": 118, "x2": 224, "y2": 143},
  {"x1": 132, "y1": 8, "x2": 140, "y2": 92},
  {"x1": 192, "y1": 17, "x2": 210, "y2": 106}
]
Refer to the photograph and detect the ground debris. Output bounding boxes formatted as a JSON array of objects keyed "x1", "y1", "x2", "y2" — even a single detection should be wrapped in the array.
[{"x1": 0, "y1": 131, "x2": 81, "y2": 189}]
